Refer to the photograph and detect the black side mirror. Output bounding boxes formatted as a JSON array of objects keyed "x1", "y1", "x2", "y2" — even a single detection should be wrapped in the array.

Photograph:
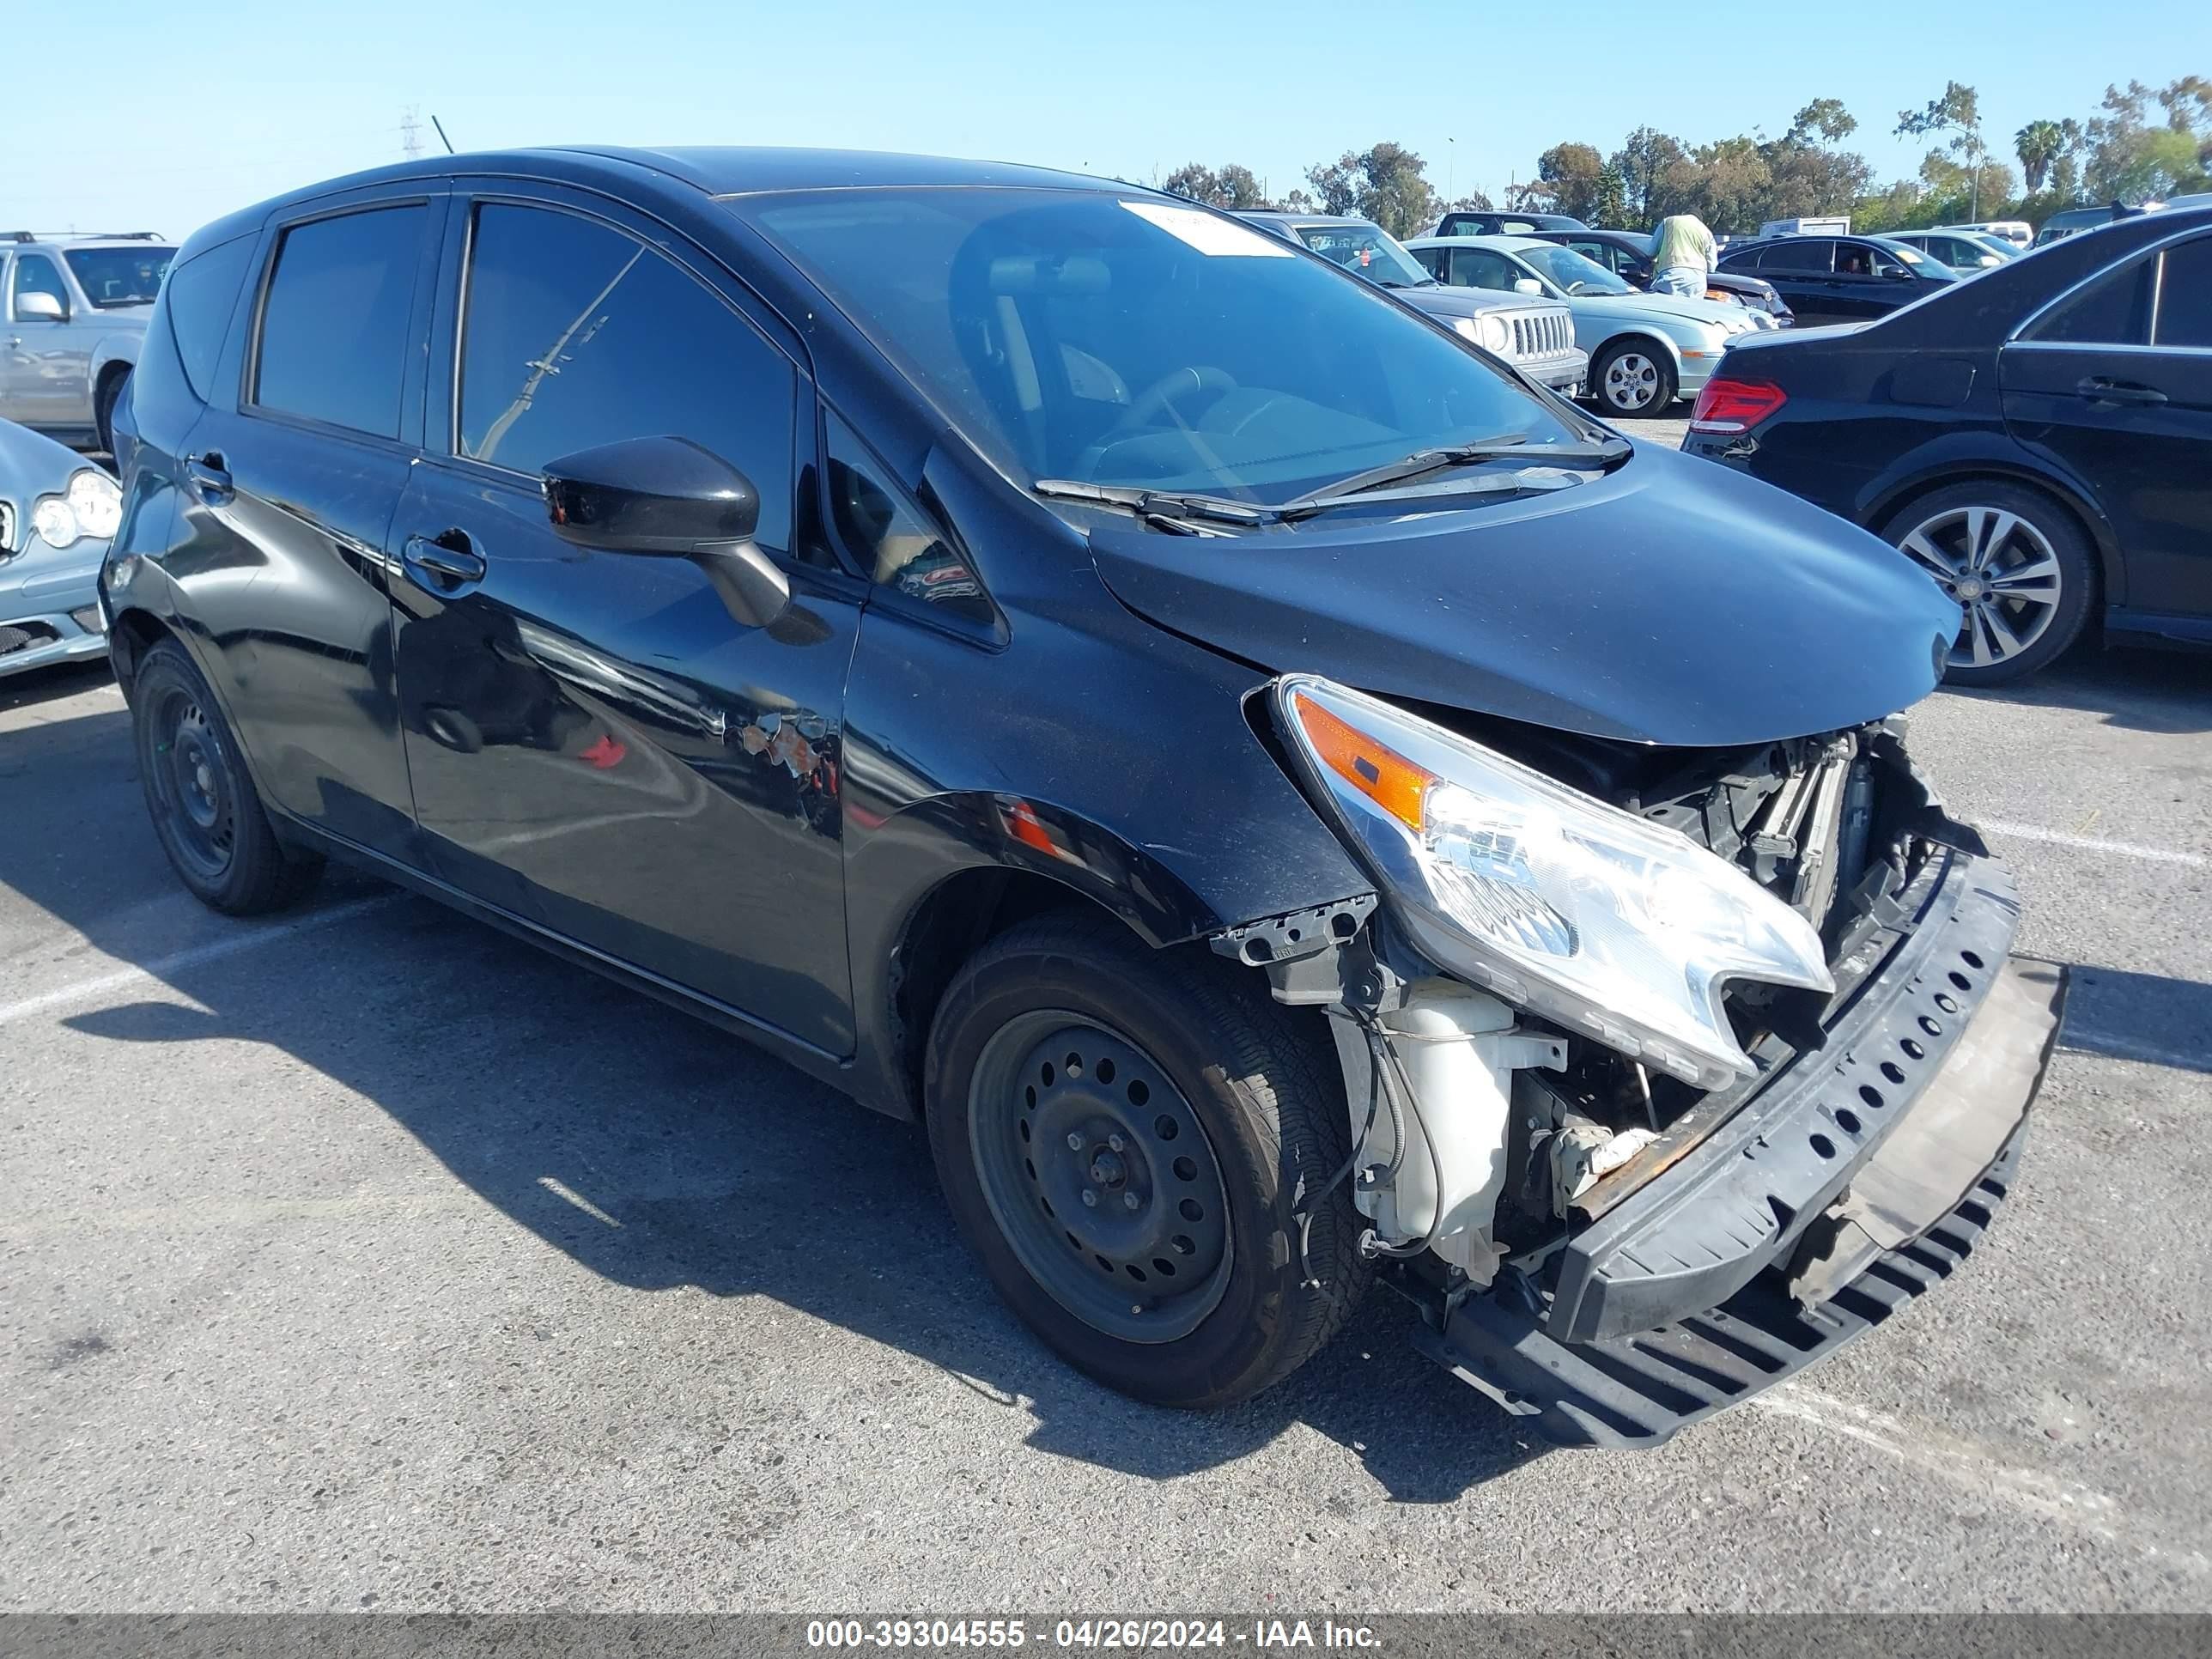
[{"x1": 542, "y1": 435, "x2": 789, "y2": 629}]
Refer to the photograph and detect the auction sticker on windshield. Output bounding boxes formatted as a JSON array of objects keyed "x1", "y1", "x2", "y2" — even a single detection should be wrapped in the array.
[{"x1": 1120, "y1": 201, "x2": 1291, "y2": 256}]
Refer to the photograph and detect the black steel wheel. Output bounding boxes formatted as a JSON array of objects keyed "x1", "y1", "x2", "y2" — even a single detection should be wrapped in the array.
[
  {"x1": 925, "y1": 909, "x2": 1371, "y2": 1408},
  {"x1": 967, "y1": 1010, "x2": 1232, "y2": 1344},
  {"x1": 131, "y1": 639, "x2": 324, "y2": 914}
]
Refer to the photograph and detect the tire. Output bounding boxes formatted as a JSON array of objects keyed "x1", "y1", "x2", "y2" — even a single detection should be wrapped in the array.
[
  {"x1": 131, "y1": 639, "x2": 324, "y2": 914},
  {"x1": 1879, "y1": 480, "x2": 2096, "y2": 686},
  {"x1": 924, "y1": 909, "x2": 1371, "y2": 1408},
  {"x1": 1591, "y1": 337, "x2": 1678, "y2": 417},
  {"x1": 94, "y1": 368, "x2": 129, "y2": 457}
]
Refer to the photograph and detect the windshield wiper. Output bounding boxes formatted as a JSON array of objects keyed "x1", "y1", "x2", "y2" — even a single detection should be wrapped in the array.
[
  {"x1": 1032, "y1": 478, "x2": 1279, "y2": 534},
  {"x1": 1294, "y1": 436, "x2": 1630, "y2": 504}
]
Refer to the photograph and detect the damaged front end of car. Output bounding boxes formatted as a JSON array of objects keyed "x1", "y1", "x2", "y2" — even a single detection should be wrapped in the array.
[{"x1": 1215, "y1": 674, "x2": 2065, "y2": 1448}]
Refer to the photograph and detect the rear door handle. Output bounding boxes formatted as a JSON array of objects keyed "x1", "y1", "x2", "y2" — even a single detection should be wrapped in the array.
[
  {"x1": 402, "y1": 532, "x2": 487, "y2": 589},
  {"x1": 185, "y1": 453, "x2": 234, "y2": 506},
  {"x1": 2075, "y1": 376, "x2": 2168, "y2": 407}
]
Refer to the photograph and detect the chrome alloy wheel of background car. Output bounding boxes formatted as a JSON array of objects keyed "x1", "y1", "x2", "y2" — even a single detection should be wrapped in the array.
[
  {"x1": 1897, "y1": 505, "x2": 2064, "y2": 671},
  {"x1": 1601, "y1": 350, "x2": 1662, "y2": 412},
  {"x1": 967, "y1": 1011, "x2": 1232, "y2": 1343},
  {"x1": 147, "y1": 687, "x2": 236, "y2": 883}
]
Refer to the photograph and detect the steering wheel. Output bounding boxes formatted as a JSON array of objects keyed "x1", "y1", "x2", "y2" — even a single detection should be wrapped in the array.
[{"x1": 1093, "y1": 365, "x2": 1237, "y2": 444}]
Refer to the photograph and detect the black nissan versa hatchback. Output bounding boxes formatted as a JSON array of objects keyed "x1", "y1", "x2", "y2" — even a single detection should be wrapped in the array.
[{"x1": 103, "y1": 148, "x2": 2064, "y2": 1447}]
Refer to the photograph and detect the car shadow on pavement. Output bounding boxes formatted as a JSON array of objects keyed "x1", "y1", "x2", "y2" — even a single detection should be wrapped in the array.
[
  {"x1": 0, "y1": 659, "x2": 112, "y2": 714},
  {"x1": 9, "y1": 701, "x2": 1542, "y2": 1503},
  {"x1": 1948, "y1": 641, "x2": 2212, "y2": 735},
  {"x1": 2057, "y1": 963, "x2": 2212, "y2": 1075}
]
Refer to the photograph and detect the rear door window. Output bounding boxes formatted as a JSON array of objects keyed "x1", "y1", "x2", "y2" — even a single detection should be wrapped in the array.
[
  {"x1": 253, "y1": 204, "x2": 429, "y2": 438},
  {"x1": 456, "y1": 202, "x2": 796, "y2": 554}
]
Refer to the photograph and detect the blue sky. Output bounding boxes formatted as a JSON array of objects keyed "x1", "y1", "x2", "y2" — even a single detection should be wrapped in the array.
[{"x1": 16, "y1": 0, "x2": 2209, "y2": 239}]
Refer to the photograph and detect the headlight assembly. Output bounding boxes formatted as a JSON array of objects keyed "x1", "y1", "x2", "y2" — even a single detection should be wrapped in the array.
[
  {"x1": 32, "y1": 469, "x2": 121, "y2": 548},
  {"x1": 1276, "y1": 675, "x2": 1833, "y2": 1089},
  {"x1": 1479, "y1": 313, "x2": 1512, "y2": 352}
]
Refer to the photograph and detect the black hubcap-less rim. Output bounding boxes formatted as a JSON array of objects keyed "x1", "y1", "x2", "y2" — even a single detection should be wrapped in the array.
[
  {"x1": 969, "y1": 1011, "x2": 1232, "y2": 1344},
  {"x1": 149, "y1": 687, "x2": 234, "y2": 881}
]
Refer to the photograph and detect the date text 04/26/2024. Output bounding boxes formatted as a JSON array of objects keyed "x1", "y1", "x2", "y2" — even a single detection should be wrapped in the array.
[{"x1": 804, "y1": 1620, "x2": 1383, "y2": 1650}]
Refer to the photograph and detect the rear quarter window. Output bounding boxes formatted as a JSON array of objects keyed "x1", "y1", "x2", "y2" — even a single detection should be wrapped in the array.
[
  {"x1": 2026, "y1": 257, "x2": 2154, "y2": 345},
  {"x1": 2154, "y1": 235, "x2": 2211, "y2": 349},
  {"x1": 161, "y1": 235, "x2": 257, "y2": 401}
]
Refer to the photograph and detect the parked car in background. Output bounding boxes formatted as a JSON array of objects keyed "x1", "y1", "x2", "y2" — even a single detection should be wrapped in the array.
[
  {"x1": 1425, "y1": 209, "x2": 1588, "y2": 238},
  {"x1": 1525, "y1": 228, "x2": 1794, "y2": 324},
  {"x1": 1684, "y1": 206, "x2": 2212, "y2": 683},
  {"x1": 106, "y1": 146, "x2": 2057, "y2": 1449},
  {"x1": 1946, "y1": 220, "x2": 2033, "y2": 249},
  {"x1": 3, "y1": 232, "x2": 174, "y2": 453},
  {"x1": 1890, "y1": 229, "x2": 2018, "y2": 271},
  {"x1": 1756, "y1": 216, "x2": 1850, "y2": 240},
  {"x1": 1405, "y1": 234, "x2": 1759, "y2": 416},
  {"x1": 1, "y1": 418, "x2": 114, "y2": 679},
  {"x1": 1717, "y1": 233, "x2": 1959, "y2": 325},
  {"x1": 1237, "y1": 212, "x2": 1586, "y2": 391},
  {"x1": 2032, "y1": 204, "x2": 2138, "y2": 246}
]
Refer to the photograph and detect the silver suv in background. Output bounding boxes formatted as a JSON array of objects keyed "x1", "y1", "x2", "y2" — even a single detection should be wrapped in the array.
[
  {"x1": 3, "y1": 232, "x2": 175, "y2": 453},
  {"x1": 1237, "y1": 211, "x2": 1587, "y2": 394}
]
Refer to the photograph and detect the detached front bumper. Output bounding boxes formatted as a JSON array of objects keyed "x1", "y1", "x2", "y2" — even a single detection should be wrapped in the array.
[{"x1": 1414, "y1": 851, "x2": 2064, "y2": 1448}]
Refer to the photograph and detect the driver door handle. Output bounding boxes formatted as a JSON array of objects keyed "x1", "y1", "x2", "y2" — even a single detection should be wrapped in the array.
[
  {"x1": 2075, "y1": 376, "x2": 2168, "y2": 407},
  {"x1": 402, "y1": 532, "x2": 487, "y2": 588}
]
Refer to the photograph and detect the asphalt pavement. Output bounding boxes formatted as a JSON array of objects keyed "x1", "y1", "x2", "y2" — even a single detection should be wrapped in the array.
[{"x1": 3, "y1": 455, "x2": 2209, "y2": 1611}]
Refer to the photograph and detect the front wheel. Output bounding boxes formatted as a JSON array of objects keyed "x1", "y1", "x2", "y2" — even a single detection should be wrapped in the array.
[
  {"x1": 1591, "y1": 339, "x2": 1677, "y2": 417},
  {"x1": 924, "y1": 911, "x2": 1370, "y2": 1408},
  {"x1": 94, "y1": 368, "x2": 129, "y2": 457}
]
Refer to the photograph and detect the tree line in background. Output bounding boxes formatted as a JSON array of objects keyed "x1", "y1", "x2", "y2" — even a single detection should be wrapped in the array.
[{"x1": 1158, "y1": 76, "x2": 2211, "y2": 238}]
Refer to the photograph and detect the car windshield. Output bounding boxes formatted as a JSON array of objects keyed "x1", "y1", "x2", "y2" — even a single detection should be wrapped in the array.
[
  {"x1": 63, "y1": 246, "x2": 175, "y2": 307},
  {"x1": 1512, "y1": 245, "x2": 1632, "y2": 296},
  {"x1": 1291, "y1": 223, "x2": 1432, "y2": 287},
  {"x1": 749, "y1": 189, "x2": 1579, "y2": 502}
]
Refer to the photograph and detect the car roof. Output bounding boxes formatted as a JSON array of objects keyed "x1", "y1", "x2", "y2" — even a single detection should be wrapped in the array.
[{"x1": 6, "y1": 233, "x2": 171, "y2": 249}]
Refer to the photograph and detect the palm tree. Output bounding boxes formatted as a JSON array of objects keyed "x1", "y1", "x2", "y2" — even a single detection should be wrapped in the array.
[{"x1": 2016, "y1": 119, "x2": 2065, "y2": 192}]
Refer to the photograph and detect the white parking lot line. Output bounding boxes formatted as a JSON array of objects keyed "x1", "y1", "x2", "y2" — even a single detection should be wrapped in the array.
[
  {"x1": 0, "y1": 893, "x2": 398, "y2": 1027},
  {"x1": 1978, "y1": 819, "x2": 2207, "y2": 867}
]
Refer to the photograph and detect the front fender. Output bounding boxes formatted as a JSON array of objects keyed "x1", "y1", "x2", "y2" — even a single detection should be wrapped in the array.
[
  {"x1": 90, "y1": 331, "x2": 143, "y2": 385},
  {"x1": 1591, "y1": 325, "x2": 1687, "y2": 374},
  {"x1": 837, "y1": 598, "x2": 1372, "y2": 1117}
]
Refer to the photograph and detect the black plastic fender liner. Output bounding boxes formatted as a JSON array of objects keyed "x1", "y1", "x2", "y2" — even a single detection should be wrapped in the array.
[{"x1": 1547, "y1": 851, "x2": 2030, "y2": 1345}]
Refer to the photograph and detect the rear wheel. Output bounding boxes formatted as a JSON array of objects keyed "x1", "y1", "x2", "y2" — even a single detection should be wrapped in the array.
[
  {"x1": 1591, "y1": 339, "x2": 1677, "y2": 417},
  {"x1": 925, "y1": 911, "x2": 1370, "y2": 1408},
  {"x1": 131, "y1": 640, "x2": 323, "y2": 913},
  {"x1": 1881, "y1": 481, "x2": 2096, "y2": 685}
]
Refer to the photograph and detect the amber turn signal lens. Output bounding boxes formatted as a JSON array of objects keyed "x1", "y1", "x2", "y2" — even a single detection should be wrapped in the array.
[{"x1": 1290, "y1": 691, "x2": 1432, "y2": 831}]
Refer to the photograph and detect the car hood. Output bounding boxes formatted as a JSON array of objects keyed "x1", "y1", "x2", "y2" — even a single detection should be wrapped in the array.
[
  {"x1": 1390, "y1": 285, "x2": 1552, "y2": 322},
  {"x1": 0, "y1": 416, "x2": 97, "y2": 507},
  {"x1": 1567, "y1": 291, "x2": 1743, "y2": 329},
  {"x1": 1086, "y1": 444, "x2": 1960, "y2": 747}
]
